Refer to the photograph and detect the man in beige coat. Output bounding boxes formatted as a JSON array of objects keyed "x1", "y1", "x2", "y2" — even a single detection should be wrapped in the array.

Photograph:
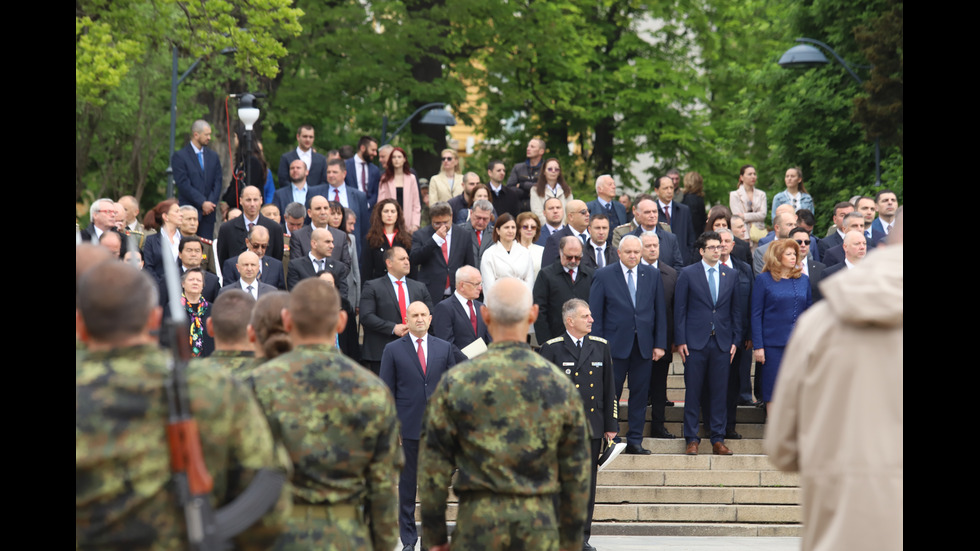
[{"x1": 765, "y1": 211, "x2": 903, "y2": 551}]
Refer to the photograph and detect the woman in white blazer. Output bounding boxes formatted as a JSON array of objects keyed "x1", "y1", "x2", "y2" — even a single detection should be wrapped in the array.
[{"x1": 480, "y1": 213, "x2": 535, "y2": 293}]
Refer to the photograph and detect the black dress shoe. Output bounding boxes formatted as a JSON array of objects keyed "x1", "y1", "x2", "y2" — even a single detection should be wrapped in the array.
[
  {"x1": 665, "y1": 400, "x2": 675, "y2": 407},
  {"x1": 583, "y1": 543, "x2": 598, "y2": 551},
  {"x1": 726, "y1": 431, "x2": 743, "y2": 440},
  {"x1": 624, "y1": 444, "x2": 652, "y2": 455},
  {"x1": 650, "y1": 429, "x2": 675, "y2": 439}
]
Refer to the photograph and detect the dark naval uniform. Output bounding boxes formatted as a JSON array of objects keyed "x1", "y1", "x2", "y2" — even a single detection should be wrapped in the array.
[
  {"x1": 539, "y1": 333, "x2": 618, "y2": 544},
  {"x1": 418, "y1": 340, "x2": 591, "y2": 551}
]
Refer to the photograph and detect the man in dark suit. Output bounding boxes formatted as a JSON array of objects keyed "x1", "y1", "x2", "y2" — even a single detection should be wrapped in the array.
[
  {"x1": 276, "y1": 124, "x2": 327, "y2": 188},
  {"x1": 817, "y1": 201, "x2": 856, "y2": 258},
  {"x1": 410, "y1": 202, "x2": 475, "y2": 301},
  {"x1": 822, "y1": 212, "x2": 874, "y2": 267},
  {"x1": 586, "y1": 174, "x2": 627, "y2": 229},
  {"x1": 753, "y1": 211, "x2": 799, "y2": 275},
  {"x1": 822, "y1": 230, "x2": 868, "y2": 280},
  {"x1": 541, "y1": 199, "x2": 591, "y2": 268},
  {"x1": 286, "y1": 228, "x2": 349, "y2": 296},
  {"x1": 459, "y1": 200, "x2": 494, "y2": 267},
  {"x1": 288, "y1": 194, "x2": 352, "y2": 269},
  {"x1": 871, "y1": 189, "x2": 899, "y2": 245},
  {"x1": 533, "y1": 237, "x2": 593, "y2": 342},
  {"x1": 582, "y1": 214, "x2": 617, "y2": 271},
  {"x1": 639, "y1": 231, "x2": 678, "y2": 439},
  {"x1": 216, "y1": 186, "x2": 285, "y2": 266},
  {"x1": 344, "y1": 135, "x2": 380, "y2": 207},
  {"x1": 431, "y1": 265, "x2": 490, "y2": 352},
  {"x1": 158, "y1": 236, "x2": 221, "y2": 308},
  {"x1": 628, "y1": 196, "x2": 684, "y2": 270},
  {"x1": 720, "y1": 228, "x2": 760, "y2": 422},
  {"x1": 272, "y1": 158, "x2": 330, "y2": 222},
  {"x1": 325, "y1": 158, "x2": 370, "y2": 247},
  {"x1": 80, "y1": 198, "x2": 131, "y2": 257},
  {"x1": 171, "y1": 120, "x2": 222, "y2": 239},
  {"x1": 655, "y1": 175, "x2": 696, "y2": 264},
  {"x1": 536, "y1": 197, "x2": 566, "y2": 246},
  {"x1": 360, "y1": 246, "x2": 433, "y2": 374},
  {"x1": 790, "y1": 227, "x2": 826, "y2": 303},
  {"x1": 487, "y1": 160, "x2": 520, "y2": 218},
  {"x1": 217, "y1": 251, "x2": 277, "y2": 299},
  {"x1": 538, "y1": 298, "x2": 616, "y2": 551},
  {"x1": 220, "y1": 225, "x2": 286, "y2": 290},
  {"x1": 589, "y1": 235, "x2": 667, "y2": 455},
  {"x1": 674, "y1": 231, "x2": 742, "y2": 456},
  {"x1": 380, "y1": 301, "x2": 456, "y2": 551}
]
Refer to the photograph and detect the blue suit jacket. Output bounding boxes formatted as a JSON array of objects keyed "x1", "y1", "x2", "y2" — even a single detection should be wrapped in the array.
[
  {"x1": 870, "y1": 220, "x2": 888, "y2": 245},
  {"x1": 172, "y1": 143, "x2": 223, "y2": 239},
  {"x1": 431, "y1": 295, "x2": 491, "y2": 352},
  {"x1": 341, "y1": 186, "x2": 371, "y2": 255},
  {"x1": 344, "y1": 157, "x2": 380, "y2": 208},
  {"x1": 589, "y1": 262, "x2": 667, "y2": 360},
  {"x1": 674, "y1": 262, "x2": 742, "y2": 352},
  {"x1": 658, "y1": 200, "x2": 696, "y2": 264},
  {"x1": 380, "y1": 335, "x2": 455, "y2": 439},
  {"x1": 277, "y1": 149, "x2": 327, "y2": 188},
  {"x1": 586, "y1": 199, "x2": 627, "y2": 229},
  {"x1": 221, "y1": 255, "x2": 286, "y2": 290}
]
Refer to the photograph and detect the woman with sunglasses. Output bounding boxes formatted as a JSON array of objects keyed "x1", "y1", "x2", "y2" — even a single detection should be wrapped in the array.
[
  {"x1": 429, "y1": 148, "x2": 464, "y2": 205},
  {"x1": 529, "y1": 157, "x2": 573, "y2": 225}
]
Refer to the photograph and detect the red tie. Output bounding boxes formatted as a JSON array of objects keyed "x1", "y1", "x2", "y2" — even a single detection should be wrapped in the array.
[
  {"x1": 476, "y1": 231, "x2": 482, "y2": 246},
  {"x1": 417, "y1": 338, "x2": 427, "y2": 375},
  {"x1": 334, "y1": 188, "x2": 340, "y2": 203},
  {"x1": 568, "y1": 268, "x2": 575, "y2": 282},
  {"x1": 442, "y1": 240, "x2": 450, "y2": 289},
  {"x1": 396, "y1": 280, "x2": 407, "y2": 323},
  {"x1": 468, "y1": 299, "x2": 477, "y2": 335}
]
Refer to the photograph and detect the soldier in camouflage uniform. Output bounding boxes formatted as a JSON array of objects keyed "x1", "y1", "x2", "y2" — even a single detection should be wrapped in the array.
[
  {"x1": 75, "y1": 261, "x2": 290, "y2": 550},
  {"x1": 419, "y1": 277, "x2": 591, "y2": 551},
  {"x1": 190, "y1": 289, "x2": 259, "y2": 376},
  {"x1": 248, "y1": 279, "x2": 403, "y2": 551}
]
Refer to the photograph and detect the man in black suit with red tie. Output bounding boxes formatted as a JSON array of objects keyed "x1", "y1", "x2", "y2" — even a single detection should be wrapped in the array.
[
  {"x1": 410, "y1": 202, "x2": 475, "y2": 301},
  {"x1": 431, "y1": 266, "x2": 490, "y2": 352}
]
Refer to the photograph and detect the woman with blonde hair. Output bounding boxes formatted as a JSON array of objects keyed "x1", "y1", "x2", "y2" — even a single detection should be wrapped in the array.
[
  {"x1": 428, "y1": 148, "x2": 463, "y2": 204},
  {"x1": 751, "y1": 238, "x2": 812, "y2": 410},
  {"x1": 680, "y1": 171, "x2": 707, "y2": 240}
]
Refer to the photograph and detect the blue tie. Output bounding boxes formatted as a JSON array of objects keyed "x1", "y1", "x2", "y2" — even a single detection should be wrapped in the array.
[
  {"x1": 197, "y1": 151, "x2": 204, "y2": 170},
  {"x1": 708, "y1": 266, "x2": 717, "y2": 305},
  {"x1": 627, "y1": 269, "x2": 636, "y2": 306},
  {"x1": 605, "y1": 202, "x2": 616, "y2": 225}
]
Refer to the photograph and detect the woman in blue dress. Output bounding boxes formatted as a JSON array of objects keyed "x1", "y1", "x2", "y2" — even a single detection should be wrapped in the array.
[{"x1": 752, "y1": 238, "x2": 812, "y2": 411}]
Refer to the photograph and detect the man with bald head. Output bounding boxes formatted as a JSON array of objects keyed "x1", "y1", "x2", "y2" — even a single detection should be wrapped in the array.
[
  {"x1": 216, "y1": 185, "x2": 285, "y2": 266},
  {"x1": 757, "y1": 203, "x2": 798, "y2": 248},
  {"x1": 219, "y1": 250, "x2": 277, "y2": 300},
  {"x1": 533, "y1": 236, "x2": 594, "y2": 342},
  {"x1": 753, "y1": 210, "x2": 798, "y2": 275},
  {"x1": 273, "y1": 158, "x2": 330, "y2": 219},
  {"x1": 287, "y1": 194, "x2": 351, "y2": 269},
  {"x1": 431, "y1": 265, "x2": 491, "y2": 352},
  {"x1": 822, "y1": 211, "x2": 874, "y2": 267},
  {"x1": 172, "y1": 119, "x2": 223, "y2": 238},
  {"x1": 287, "y1": 227, "x2": 349, "y2": 296},
  {"x1": 587, "y1": 174, "x2": 626, "y2": 229},
  {"x1": 419, "y1": 278, "x2": 590, "y2": 551},
  {"x1": 541, "y1": 198, "x2": 591, "y2": 267},
  {"x1": 822, "y1": 230, "x2": 868, "y2": 280},
  {"x1": 221, "y1": 225, "x2": 286, "y2": 290},
  {"x1": 616, "y1": 195, "x2": 684, "y2": 269}
]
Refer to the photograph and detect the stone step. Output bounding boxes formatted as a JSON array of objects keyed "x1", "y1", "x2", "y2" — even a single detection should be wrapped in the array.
[
  {"x1": 598, "y1": 469, "x2": 799, "y2": 487},
  {"x1": 590, "y1": 522, "x2": 802, "y2": 537},
  {"x1": 617, "y1": 421, "x2": 767, "y2": 440},
  {"x1": 608, "y1": 437, "x2": 766, "y2": 454},
  {"x1": 602, "y1": 453, "x2": 782, "y2": 471},
  {"x1": 593, "y1": 503, "x2": 802, "y2": 523},
  {"x1": 595, "y1": 486, "x2": 799, "y2": 505}
]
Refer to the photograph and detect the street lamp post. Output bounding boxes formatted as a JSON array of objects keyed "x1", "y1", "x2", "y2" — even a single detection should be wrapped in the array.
[
  {"x1": 778, "y1": 37, "x2": 881, "y2": 186},
  {"x1": 380, "y1": 103, "x2": 456, "y2": 146}
]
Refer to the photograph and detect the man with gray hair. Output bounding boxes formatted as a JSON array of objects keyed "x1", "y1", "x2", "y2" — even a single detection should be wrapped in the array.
[
  {"x1": 80, "y1": 198, "x2": 130, "y2": 257},
  {"x1": 419, "y1": 278, "x2": 590, "y2": 551},
  {"x1": 821, "y1": 211, "x2": 873, "y2": 267},
  {"x1": 587, "y1": 174, "x2": 626, "y2": 229},
  {"x1": 461, "y1": 199, "x2": 494, "y2": 266},
  {"x1": 431, "y1": 265, "x2": 490, "y2": 352},
  {"x1": 171, "y1": 119, "x2": 223, "y2": 239}
]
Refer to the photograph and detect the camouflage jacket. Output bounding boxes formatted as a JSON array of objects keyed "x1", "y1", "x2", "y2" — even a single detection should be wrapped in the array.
[
  {"x1": 418, "y1": 340, "x2": 591, "y2": 550},
  {"x1": 76, "y1": 345, "x2": 290, "y2": 550},
  {"x1": 192, "y1": 349, "x2": 259, "y2": 378},
  {"x1": 248, "y1": 343, "x2": 402, "y2": 551}
]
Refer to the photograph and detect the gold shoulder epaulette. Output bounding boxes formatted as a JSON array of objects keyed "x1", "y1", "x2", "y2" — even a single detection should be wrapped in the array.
[
  {"x1": 588, "y1": 335, "x2": 608, "y2": 344},
  {"x1": 545, "y1": 336, "x2": 565, "y2": 345}
]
